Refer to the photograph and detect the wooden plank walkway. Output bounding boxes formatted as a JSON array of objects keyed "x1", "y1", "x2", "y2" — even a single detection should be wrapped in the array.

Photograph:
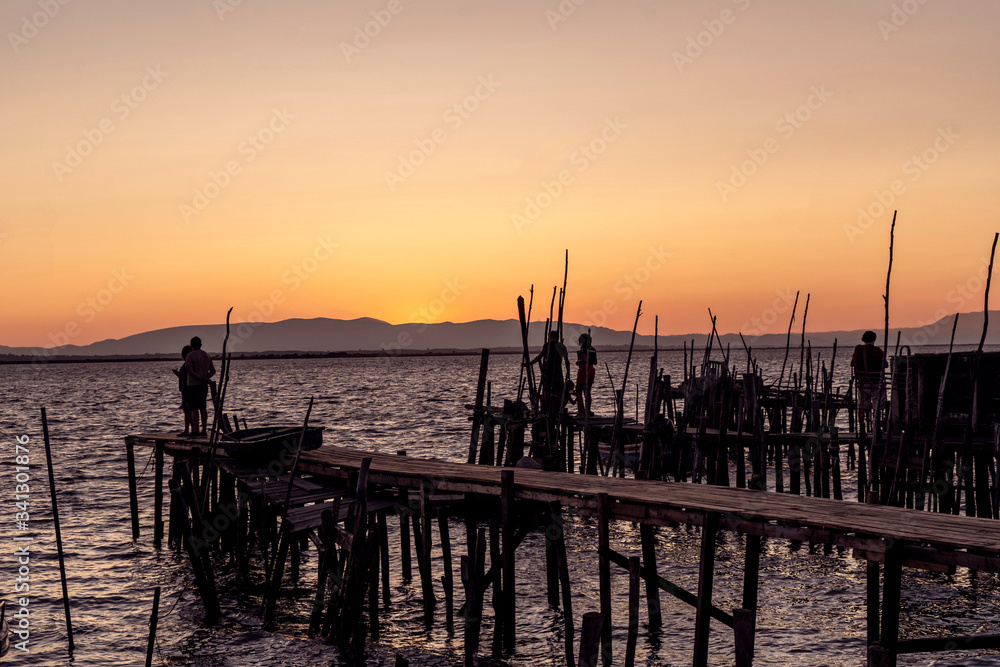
[
  {"x1": 294, "y1": 444, "x2": 1000, "y2": 568},
  {"x1": 127, "y1": 432, "x2": 1000, "y2": 666}
]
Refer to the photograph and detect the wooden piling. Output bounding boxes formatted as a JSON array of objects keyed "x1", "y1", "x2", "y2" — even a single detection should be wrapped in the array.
[
  {"x1": 546, "y1": 505, "x2": 560, "y2": 607},
  {"x1": 831, "y1": 428, "x2": 843, "y2": 500},
  {"x1": 439, "y1": 511, "x2": 454, "y2": 630},
  {"x1": 640, "y1": 523, "x2": 662, "y2": 628},
  {"x1": 490, "y1": 519, "x2": 503, "y2": 656},
  {"x1": 550, "y1": 501, "x2": 575, "y2": 667},
  {"x1": 168, "y1": 478, "x2": 220, "y2": 624},
  {"x1": 693, "y1": 512, "x2": 720, "y2": 667},
  {"x1": 734, "y1": 608, "x2": 754, "y2": 667},
  {"x1": 126, "y1": 439, "x2": 141, "y2": 540},
  {"x1": 579, "y1": 612, "x2": 603, "y2": 667},
  {"x1": 154, "y1": 440, "x2": 165, "y2": 549},
  {"x1": 397, "y1": 451, "x2": 412, "y2": 581},
  {"x1": 739, "y1": 533, "x2": 761, "y2": 665},
  {"x1": 41, "y1": 407, "x2": 75, "y2": 653},
  {"x1": 597, "y1": 493, "x2": 612, "y2": 666},
  {"x1": 501, "y1": 469, "x2": 516, "y2": 653},
  {"x1": 625, "y1": 556, "x2": 641, "y2": 667},
  {"x1": 378, "y1": 511, "x2": 391, "y2": 604},
  {"x1": 468, "y1": 349, "x2": 491, "y2": 464}
]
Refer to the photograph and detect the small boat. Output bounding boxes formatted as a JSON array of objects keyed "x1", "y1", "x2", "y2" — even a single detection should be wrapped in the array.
[
  {"x1": 0, "y1": 600, "x2": 10, "y2": 658},
  {"x1": 219, "y1": 426, "x2": 323, "y2": 460}
]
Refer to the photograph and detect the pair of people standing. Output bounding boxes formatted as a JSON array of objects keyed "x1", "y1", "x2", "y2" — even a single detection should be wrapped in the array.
[
  {"x1": 528, "y1": 331, "x2": 597, "y2": 418},
  {"x1": 172, "y1": 336, "x2": 216, "y2": 437}
]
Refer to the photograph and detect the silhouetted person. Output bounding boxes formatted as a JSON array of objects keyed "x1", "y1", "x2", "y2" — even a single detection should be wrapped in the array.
[
  {"x1": 851, "y1": 330, "x2": 886, "y2": 426},
  {"x1": 575, "y1": 333, "x2": 597, "y2": 417},
  {"x1": 185, "y1": 336, "x2": 216, "y2": 437},
  {"x1": 527, "y1": 330, "x2": 570, "y2": 415},
  {"x1": 171, "y1": 345, "x2": 193, "y2": 436}
]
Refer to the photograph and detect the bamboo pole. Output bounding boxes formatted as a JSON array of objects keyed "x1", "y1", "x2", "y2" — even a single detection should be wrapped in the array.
[{"x1": 41, "y1": 408, "x2": 74, "y2": 653}]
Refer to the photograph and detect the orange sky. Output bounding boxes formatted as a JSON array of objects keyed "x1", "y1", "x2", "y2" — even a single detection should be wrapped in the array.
[{"x1": 2, "y1": 0, "x2": 999, "y2": 348}]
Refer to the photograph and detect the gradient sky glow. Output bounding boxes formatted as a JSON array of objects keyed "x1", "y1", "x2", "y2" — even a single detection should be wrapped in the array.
[{"x1": 3, "y1": 0, "x2": 999, "y2": 348}]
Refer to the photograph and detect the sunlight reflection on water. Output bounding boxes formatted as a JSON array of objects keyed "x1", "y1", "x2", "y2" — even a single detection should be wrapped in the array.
[{"x1": 3, "y1": 348, "x2": 1000, "y2": 665}]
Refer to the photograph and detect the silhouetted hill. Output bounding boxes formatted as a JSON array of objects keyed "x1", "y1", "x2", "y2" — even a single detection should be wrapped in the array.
[{"x1": 3, "y1": 311, "x2": 999, "y2": 360}]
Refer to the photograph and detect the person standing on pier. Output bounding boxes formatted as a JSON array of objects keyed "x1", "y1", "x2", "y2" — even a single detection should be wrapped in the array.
[
  {"x1": 185, "y1": 336, "x2": 216, "y2": 437},
  {"x1": 171, "y1": 345, "x2": 193, "y2": 436},
  {"x1": 575, "y1": 333, "x2": 597, "y2": 417},
  {"x1": 527, "y1": 330, "x2": 570, "y2": 415},
  {"x1": 851, "y1": 330, "x2": 886, "y2": 427}
]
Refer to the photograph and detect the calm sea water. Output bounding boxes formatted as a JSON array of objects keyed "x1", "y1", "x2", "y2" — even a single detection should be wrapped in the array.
[{"x1": 3, "y1": 346, "x2": 1000, "y2": 666}]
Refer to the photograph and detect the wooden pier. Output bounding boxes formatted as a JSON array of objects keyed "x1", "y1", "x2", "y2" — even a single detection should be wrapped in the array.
[{"x1": 126, "y1": 432, "x2": 1000, "y2": 666}]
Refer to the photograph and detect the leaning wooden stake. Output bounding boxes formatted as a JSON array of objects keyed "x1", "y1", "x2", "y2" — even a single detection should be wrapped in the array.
[
  {"x1": 145, "y1": 586, "x2": 161, "y2": 667},
  {"x1": 41, "y1": 408, "x2": 74, "y2": 654}
]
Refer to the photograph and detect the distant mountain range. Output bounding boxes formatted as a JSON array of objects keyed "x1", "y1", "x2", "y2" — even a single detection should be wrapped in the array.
[{"x1": 2, "y1": 311, "x2": 998, "y2": 361}]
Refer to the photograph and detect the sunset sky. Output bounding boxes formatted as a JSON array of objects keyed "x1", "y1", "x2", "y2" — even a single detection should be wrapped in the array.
[{"x1": 3, "y1": 0, "x2": 999, "y2": 348}]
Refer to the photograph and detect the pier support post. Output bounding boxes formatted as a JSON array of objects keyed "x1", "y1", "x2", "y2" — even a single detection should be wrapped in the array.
[
  {"x1": 378, "y1": 511, "x2": 391, "y2": 605},
  {"x1": 866, "y1": 557, "x2": 880, "y2": 645},
  {"x1": 490, "y1": 519, "x2": 503, "y2": 656},
  {"x1": 549, "y1": 501, "x2": 575, "y2": 667},
  {"x1": 126, "y1": 439, "x2": 141, "y2": 540},
  {"x1": 501, "y1": 469, "x2": 516, "y2": 653},
  {"x1": 640, "y1": 523, "x2": 662, "y2": 628},
  {"x1": 625, "y1": 556, "x2": 641, "y2": 667},
  {"x1": 579, "y1": 612, "x2": 603, "y2": 667},
  {"x1": 738, "y1": 532, "x2": 761, "y2": 664},
  {"x1": 876, "y1": 541, "x2": 903, "y2": 666},
  {"x1": 439, "y1": 510, "x2": 454, "y2": 630},
  {"x1": 417, "y1": 480, "x2": 436, "y2": 610},
  {"x1": 154, "y1": 441, "x2": 165, "y2": 548},
  {"x1": 397, "y1": 451, "x2": 412, "y2": 581},
  {"x1": 597, "y1": 493, "x2": 612, "y2": 666},
  {"x1": 734, "y1": 608, "x2": 755, "y2": 667},
  {"x1": 546, "y1": 504, "x2": 560, "y2": 607},
  {"x1": 468, "y1": 349, "x2": 490, "y2": 464},
  {"x1": 693, "y1": 512, "x2": 720, "y2": 667}
]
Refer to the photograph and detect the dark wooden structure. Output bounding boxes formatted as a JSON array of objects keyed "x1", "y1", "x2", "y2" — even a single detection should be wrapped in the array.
[{"x1": 126, "y1": 433, "x2": 1000, "y2": 667}]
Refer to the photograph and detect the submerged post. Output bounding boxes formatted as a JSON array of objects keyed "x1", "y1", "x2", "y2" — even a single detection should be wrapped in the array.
[{"x1": 41, "y1": 407, "x2": 74, "y2": 654}]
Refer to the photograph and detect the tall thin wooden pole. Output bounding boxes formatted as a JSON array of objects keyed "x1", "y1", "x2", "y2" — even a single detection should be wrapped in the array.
[
  {"x1": 778, "y1": 291, "x2": 800, "y2": 391},
  {"x1": 41, "y1": 407, "x2": 74, "y2": 653}
]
